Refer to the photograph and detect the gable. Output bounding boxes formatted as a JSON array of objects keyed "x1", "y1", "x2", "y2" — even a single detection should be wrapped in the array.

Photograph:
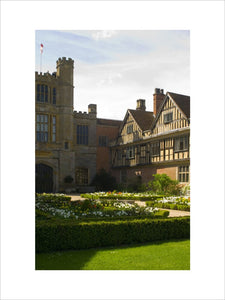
[
  {"x1": 152, "y1": 93, "x2": 190, "y2": 135},
  {"x1": 118, "y1": 111, "x2": 142, "y2": 144},
  {"x1": 117, "y1": 109, "x2": 155, "y2": 144}
]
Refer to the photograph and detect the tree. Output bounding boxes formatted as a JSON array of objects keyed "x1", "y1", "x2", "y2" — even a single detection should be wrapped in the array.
[
  {"x1": 91, "y1": 169, "x2": 117, "y2": 191},
  {"x1": 148, "y1": 173, "x2": 181, "y2": 195}
]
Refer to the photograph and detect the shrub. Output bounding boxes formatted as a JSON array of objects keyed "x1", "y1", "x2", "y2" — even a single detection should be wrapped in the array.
[
  {"x1": 147, "y1": 174, "x2": 181, "y2": 195},
  {"x1": 36, "y1": 217, "x2": 190, "y2": 252},
  {"x1": 91, "y1": 169, "x2": 117, "y2": 191}
]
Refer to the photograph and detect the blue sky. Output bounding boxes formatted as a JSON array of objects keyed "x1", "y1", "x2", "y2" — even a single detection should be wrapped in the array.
[{"x1": 36, "y1": 30, "x2": 190, "y2": 120}]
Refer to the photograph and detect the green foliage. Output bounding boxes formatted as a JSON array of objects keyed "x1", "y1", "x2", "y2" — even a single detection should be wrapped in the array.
[
  {"x1": 81, "y1": 192, "x2": 164, "y2": 201},
  {"x1": 36, "y1": 193, "x2": 71, "y2": 202},
  {"x1": 35, "y1": 208, "x2": 53, "y2": 220},
  {"x1": 36, "y1": 194, "x2": 166, "y2": 220},
  {"x1": 91, "y1": 169, "x2": 117, "y2": 191},
  {"x1": 148, "y1": 174, "x2": 181, "y2": 195},
  {"x1": 36, "y1": 217, "x2": 190, "y2": 252},
  {"x1": 181, "y1": 184, "x2": 190, "y2": 196},
  {"x1": 145, "y1": 197, "x2": 190, "y2": 211}
]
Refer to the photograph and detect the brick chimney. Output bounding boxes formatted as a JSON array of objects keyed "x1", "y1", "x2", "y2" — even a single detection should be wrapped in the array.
[
  {"x1": 136, "y1": 99, "x2": 146, "y2": 111},
  {"x1": 153, "y1": 88, "x2": 165, "y2": 116}
]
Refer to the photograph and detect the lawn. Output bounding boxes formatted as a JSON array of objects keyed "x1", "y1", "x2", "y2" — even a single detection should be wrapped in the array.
[{"x1": 36, "y1": 239, "x2": 190, "y2": 270}]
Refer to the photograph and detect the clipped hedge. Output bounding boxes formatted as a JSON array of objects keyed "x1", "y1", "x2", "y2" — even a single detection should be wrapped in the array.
[
  {"x1": 36, "y1": 217, "x2": 190, "y2": 253},
  {"x1": 146, "y1": 201, "x2": 190, "y2": 212},
  {"x1": 36, "y1": 193, "x2": 71, "y2": 203}
]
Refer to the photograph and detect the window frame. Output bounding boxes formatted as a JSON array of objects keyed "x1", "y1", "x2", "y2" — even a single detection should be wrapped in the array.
[
  {"x1": 127, "y1": 124, "x2": 133, "y2": 134},
  {"x1": 150, "y1": 141, "x2": 160, "y2": 156},
  {"x1": 164, "y1": 112, "x2": 173, "y2": 124},
  {"x1": 126, "y1": 146, "x2": 135, "y2": 159},
  {"x1": 75, "y1": 168, "x2": 89, "y2": 186},
  {"x1": 37, "y1": 84, "x2": 48, "y2": 103},
  {"x1": 77, "y1": 125, "x2": 89, "y2": 145},
  {"x1": 174, "y1": 135, "x2": 189, "y2": 152},
  {"x1": 36, "y1": 114, "x2": 49, "y2": 142},
  {"x1": 178, "y1": 166, "x2": 189, "y2": 183}
]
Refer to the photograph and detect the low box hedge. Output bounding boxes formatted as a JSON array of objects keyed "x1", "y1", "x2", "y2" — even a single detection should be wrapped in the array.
[
  {"x1": 36, "y1": 217, "x2": 190, "y2": 253},
  {"x1": 146, "y1": 202, "x2": 190, "y2": 212},
  {"x1": 36, "y1": 193, "x2": 71, "y2": 203}
]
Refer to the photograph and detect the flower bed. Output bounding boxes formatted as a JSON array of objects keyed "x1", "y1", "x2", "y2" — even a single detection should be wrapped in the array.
[
  {"x1": 80, "y1": 192, "x2": 190, "y2": 212},
  {"x1": 36, "y1": 194, "x2": 169, "y2": 221},
  {"x1": 146, "y1": 196, "x2": 190, "y2": 211},
  {"x1": 81, "y1": 191, "x2": 164, "y2": 201}
]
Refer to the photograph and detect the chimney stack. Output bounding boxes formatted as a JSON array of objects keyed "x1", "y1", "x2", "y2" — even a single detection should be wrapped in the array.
[
  {"x1": 88, "y1": 104, "x2": 97, "y2": 115},
  {"x1": 136, "y1": 99, "x2": 146, "y2": 111},
  {"x1": 153, "y1": 88, "x2": 165, "y2": 116}
]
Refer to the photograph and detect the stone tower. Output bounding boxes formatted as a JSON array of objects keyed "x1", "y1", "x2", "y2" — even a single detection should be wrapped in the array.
[
  {"x1": 56, "y1": 57, "x2": 74, "y2": 108},
  {"x1": 56, "y1": 57, "x2": 74, "y2": 147}
]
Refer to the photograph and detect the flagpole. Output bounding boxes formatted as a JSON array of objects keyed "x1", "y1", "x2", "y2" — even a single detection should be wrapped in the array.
[
  {"x1": 40, "y1": 44, "x2": 43, "y2": 73},
  {"x1": 40, "y1": 51, "x2": 42, "y2": 73}
]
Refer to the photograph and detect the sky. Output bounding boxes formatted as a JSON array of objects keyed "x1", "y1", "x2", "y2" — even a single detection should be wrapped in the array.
[{"x1": 35, "y1": 30, "x2": 190, "y2": 120}]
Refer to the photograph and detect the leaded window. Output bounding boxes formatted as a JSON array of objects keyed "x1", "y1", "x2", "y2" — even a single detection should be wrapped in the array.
[
  {"x1": 140, "y1": 145, "x2": 146, "y2": 157},
  {"x1": 37, "y1": 84, "x2": 48, "y2": 103},
  {"x1": 36, "y1": 114, "x2": 48, "y2": 142},
  {"x1": 126, "y1": 146, "x2": 134, "y2": 159},
  {"x1": 151, "y1": 142, "x2": 160, "y2": 156},
  {"x1": 75, "y1": 168, "x2": 88, "y2": 185},
  {"x1": 77, "y1": 125, "x2": 88, "y2": 145},
  {"x1": 164, "y1": 112, "x2": 173, "y2": 123},
  {"x1": 127, "y1": 124, "x2": 133, "y2": 134},
  {"x1": 174, "y1": 136, "x2": 188, "y2": 152},
  {"x1": 178, "y1": 166, "x2": 189, "y2": 182},
  {"x1": 53, "y1": 87, "x2": 56, "y2": 104},
  {"x1": 52, "y1": 116, "x2": 56, "y2": 142}
]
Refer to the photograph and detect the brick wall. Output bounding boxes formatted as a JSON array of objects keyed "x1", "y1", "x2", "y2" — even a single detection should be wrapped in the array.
[{"x1": 96, "y1": 119, "x2": 121, "y2": 172}]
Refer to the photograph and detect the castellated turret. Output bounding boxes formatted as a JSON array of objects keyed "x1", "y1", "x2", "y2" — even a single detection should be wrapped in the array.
[
  {"x1": 56, "y1": 57, "x2": 74, "y2": 86},
  {"x1": 56, "y1": 57, "x2": 74, "y2": 109}
]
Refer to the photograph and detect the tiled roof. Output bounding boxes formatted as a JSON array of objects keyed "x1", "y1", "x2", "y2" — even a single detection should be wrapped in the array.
[
  {"x1": 128, "y1": 110, "x2": 155, "y2": 131},
  {"x1": 168, "y1": 92, "x2": 190, "y2": 119},
  {"x1": 97, "y1": 118, "x2": 122, "y2": 127}
]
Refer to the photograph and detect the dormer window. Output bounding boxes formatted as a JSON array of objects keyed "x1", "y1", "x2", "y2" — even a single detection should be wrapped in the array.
[{"x1": 164, "y1": 112, "x2": 173, "y2": 124}]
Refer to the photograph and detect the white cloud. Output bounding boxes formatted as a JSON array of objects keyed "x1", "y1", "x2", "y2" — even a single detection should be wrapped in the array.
[{"x1": 92, "y1": 30, "x2": 117, "y2": 40}]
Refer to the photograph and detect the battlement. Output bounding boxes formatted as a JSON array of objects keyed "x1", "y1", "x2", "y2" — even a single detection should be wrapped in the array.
[
  {"x1": 57, "y1": 57, "x2": 74, "y2": 66},
  {"x1": 35, "y1": 71, "x2": 57, "y2": 82},
  {"x1": 73, "y1": 110, "x2": 96, "y2": 120}
]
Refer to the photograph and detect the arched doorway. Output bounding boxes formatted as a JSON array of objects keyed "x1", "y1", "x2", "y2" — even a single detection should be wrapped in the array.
[{"x1": 35, "y1": 163, "x2": 53, "y2": 193}]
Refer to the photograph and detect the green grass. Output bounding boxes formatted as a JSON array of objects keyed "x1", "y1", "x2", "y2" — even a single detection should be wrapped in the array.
[{"x1": 36, "y1": 239, "x2": 190, "y2": 270}]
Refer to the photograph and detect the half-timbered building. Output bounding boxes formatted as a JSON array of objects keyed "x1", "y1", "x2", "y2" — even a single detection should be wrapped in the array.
[{"x1": 111, "y1": 89, "x2": 190, "y2": 185}]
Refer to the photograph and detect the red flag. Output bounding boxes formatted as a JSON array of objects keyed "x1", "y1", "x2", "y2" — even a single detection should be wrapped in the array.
[{"x1": 40, "y1": 44, "x2": 43, "y2": 54}]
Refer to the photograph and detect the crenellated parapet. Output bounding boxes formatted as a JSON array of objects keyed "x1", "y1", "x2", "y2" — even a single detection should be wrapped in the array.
[
  {"x1": 57, "y1": 57, "x2": 74, "y2": 67},
  {"x1": 73, "y1": 110, "x2": 96, "y2": 120},
  {"x1": 35, "y1": 71, "x2": 58, "y2": 83}
]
